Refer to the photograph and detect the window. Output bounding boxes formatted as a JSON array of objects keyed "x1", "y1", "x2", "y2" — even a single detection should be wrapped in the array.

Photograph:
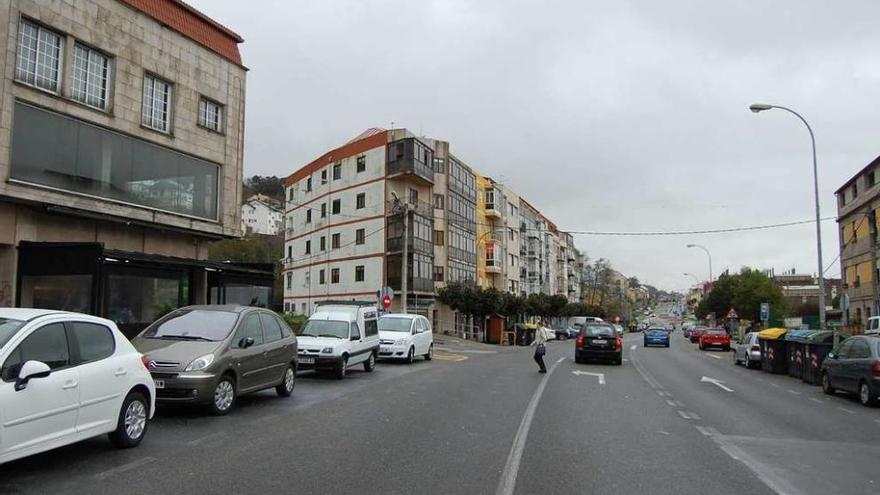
[
  {"x1": 869, "y1": 171, "x2": 876, "y2": 188},
  {"x1": 16, "y1": 20, "x2": 63, "y2": 93},
  {"x1": 835, "y1": 339, "x2": 854, "y2": 359},
  {"x1": 284, "y1": 302, "x2": 290, "y2": 312},
  {"x1": 356, "y1": 228, "x2": 366, "y2": 245},
  {"x1": 331, "y1": 268, "x2": 340, "y2": 284},
  {"x1": 365, "y1": 319, "x2": 378, "y2": 337},
  {"x1": 321, "y1": 203, "x2": 327, "y2": 218},
  {"x1": 306, "y1": 209, "x2": 312, "y2": 223},
  {"x1": 409, "y1": 188, "x2": 419, "y2": 204},
  {"x1": 236, "y1": 314, "x2": 263, "y2": 348},
  {"x1": 305, "y1": 240, "x2": 311, "y2": 254},
  {"x1": 356, "y1": 156, "x2": 366, "y2": 172},
  {"x1": 319, "y1": 269, "x2": 326, "y2": 284},
  {"x1": 356, "y1": 193, "x2": 366, "y2": 209},
  {"x1": 321, "y1": 169, "x2": 327, "y2": 185},
  {"x1": 286, "y1": 272, "x2": 292, "y2": 289},
  {"x1": 851, "y1": 339, "x2": 871, "y2": 359},
  {"x1": 332, "y1": 199, "x2": 341, "y2": 215},
  {"x1": 142, "y1": 74, "x2": 172, "y2": 133},
  {"x1": 350, "y1": 322, "x2": 361, "y2": 340},
  {"x1": 259, "y1": 313, "x2": 285, "y2": 343},
  {"x1": 355, "y1": 265, "x2": 365, "y2": 282},
  {"x1": 70, "y1": 322, "x2": 115, "y2": 363},
  {"x1": 853, "y1": 183, "x2": 859, "y2": 198},
  {"x1": 434, "y1": 230, "x2": 445, "y2": 246},
  {"x1": 306, "y1": 177, "x2": 312, "y2": 192},
  {"x1": 287, "y1": 246, "x2": 293, "y2": 259},
  {"x1": 71, "y1": 43, "x2": 111, "y2": 109},
  {"x1": 320, "y1": 236, "x2": 326, "y2": 251},
  {"x1": 333, "y1": 163, "x2": 342, "y2": 180},
  {"x1": 433, "y1": 266, "x2": 444, "y2": 282},
  {"x1": 289, "y1": 188, "x2": 295, "y2": 201},
  {"x1": 510, "y1": 254, "x2": 516, "y2": 266},
  {"x1": 434, "y1": 194, "x2": 444, "y2": 210},
  {"x1": 198, "y1": 97, "x2": 223, "y2": 132},
  {"x1": 2, "y1": 323, "x2": 69, "y2": 381},
  {"x1": 509, "y1": 228, "x2": 515, "y2": 241},
  {"x1": 434, "y1": 158, "x2": 445, "y2": 173},
  {"x1": 332, "y1": 233, "x2": 341, "y2": 249}
]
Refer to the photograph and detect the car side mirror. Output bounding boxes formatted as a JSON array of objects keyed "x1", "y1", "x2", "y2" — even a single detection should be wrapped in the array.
[
  {"x1": 15, "y1": 360, "x2": 51, "y2": 392},
  {"x1": 351, "y1": 334, "x2": 359, "y2": 341},
  {"x1": 239, "y1": 337, "x2": 255, "y2": 348}
]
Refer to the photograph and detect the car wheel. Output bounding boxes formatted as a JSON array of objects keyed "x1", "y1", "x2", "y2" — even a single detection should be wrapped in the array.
[
  {"x1": 425, "y1": 344, "x2": 434, "y2": 361},
  {"x1": 335, "y1": 356, "x2": 348, "y2": 380},
  {"x1": 108, "y1": 391, "x2": 149, "y2": 448},
  {"x1": 574, "y1": 354, "x2": 583, "y2": 364},
  {"x1": 859, "y1": 381, "x2": 877, "y2": 407},
  {"x1": 276, "y1": 365, "x2": 296, "y2": 397},
  {"x1": 363, "y1": 351, "x2": 376, "y2": 372},
  {"x1": 406, "y1": 346, "x2": 415, "y2": 364},
  {"x1": 665, "y1": 343, "x2": 669, "y2": 348},
  {"x1": 210, "y1": 375, "x2": 236, "y2": 415},
  {"x1": 614, "y1": 356, "x2": 622, "y2": 366},
  {"x1": 821, "y1": 372, "x2": 836, "y2": 395}
]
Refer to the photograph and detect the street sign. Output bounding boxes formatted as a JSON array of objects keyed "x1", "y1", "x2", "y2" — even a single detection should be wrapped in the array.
[
  {"x1": 726, "y1": 308, "x2": 738, "y2": 319},
  {"x1": 382, "y1": 294, "x2": 392, "y2": 309},
  {"x1": 760, "y1": 303, "x2": 770, "y2": 322}
]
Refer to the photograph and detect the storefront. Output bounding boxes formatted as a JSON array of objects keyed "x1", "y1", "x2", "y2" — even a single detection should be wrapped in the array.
[{"x1": 16, "y1": 242, "x2": 274, "y2": 338}]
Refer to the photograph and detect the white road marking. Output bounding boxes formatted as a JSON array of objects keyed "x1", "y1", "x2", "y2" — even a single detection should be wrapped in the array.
[
  {"x1": 495, "y1": 356, "x2": 565, "y2": 495},
  {"x1": 787, "y1": 389, "x2": 801, "y2": 396},
  {"x1": 713, "y1": 439, "x2": 801, "y2": 495},
  {"x1": 695, "y1": 426, "x2": 721, "y2": 437},
  {"x1": 768, "y1": 382, "x2": 781, "y2": 388},
  {"x1": 186, "y1": 431, "x2": 225, "y2": 446},
  {"x1": 665, "y1": 399, "x2": 677, "y2": 406},
  {"x1": 836, "y1": 406, "x2": 856, "y2": 415},
  {"x1": 686, "y1": 411, "x2": 702, "y2": 420},
  {"x1": 706, "y1": 353, "x2": 721, "y2": 360},
  {"x1": 673, "y1": 400, "x2": 686, "y2": 407},
  {"x1": 810, "y1": 398, "x2": 824, "y2": 404},
  {"x1": 701, "y1": 376, "x2": 734, "y2": 392},
  {"x1": 630, "y1": 345, "x2": 637, "y2": 350},
  {"x1": 571, "y1": 370, "x2": 605, "y2": 384},
  {"x1": 677, "y1": 410, "x2": 701, "y2": 420},
  {"x1": 95, "y1": 457, "x2": 157, "y2": 480},
  {"x1": 874, "y1": 419, "x2": 880, "y2": 425}
]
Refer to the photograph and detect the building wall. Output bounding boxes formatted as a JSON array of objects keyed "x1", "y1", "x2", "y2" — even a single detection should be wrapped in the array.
[{"x1": 242, "y1": 201, "x2": 282, "y2": 235}]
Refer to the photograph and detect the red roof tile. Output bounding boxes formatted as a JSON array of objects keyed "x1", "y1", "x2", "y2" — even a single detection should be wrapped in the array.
[{"x1": 118, "y1": 0, "x2": 244, "y2": 66}]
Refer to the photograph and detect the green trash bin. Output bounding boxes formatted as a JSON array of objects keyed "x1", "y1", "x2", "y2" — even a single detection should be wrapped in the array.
[
  {"x1": 802, "y1": 331, "x2": 836, "y2": 385},
  {"x1": 758, "y1": 328, "x2": 788, "y2": 374},
  {"x1": 785, "y1": 330, "x2": 817, "y2": 378}
]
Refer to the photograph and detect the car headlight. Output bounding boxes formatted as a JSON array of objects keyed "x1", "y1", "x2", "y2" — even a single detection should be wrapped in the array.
[
  {"x1": 185, "y1": 353, "x2": 215, "y2": 372},
  {"x1": 321, "y1": 347, "x2": 334, "y2": 354},
  {"x1": 394, "y1": 339, "x2": 408, "y2": 345}
]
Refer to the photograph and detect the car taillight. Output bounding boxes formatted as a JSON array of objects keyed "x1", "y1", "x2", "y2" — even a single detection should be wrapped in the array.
[
  {"x1": 751, "y1": 345, "x2": 760, "y2": 352},
  {"x1": 140, "y1": 355, "x2": 151, "y2": 370},
  {"x1": 872, "y1": 360, "x2": 880, "y2": 378},
  {"x1": 616, "y1": 337, "x2": 622, "y2": 351},
  {"x1": 576, "y1": 336, "x2": 584, "y2": 347}
]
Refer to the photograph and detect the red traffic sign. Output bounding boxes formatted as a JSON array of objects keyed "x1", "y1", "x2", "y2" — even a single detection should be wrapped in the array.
[
  {"x1": 726, "y1": 308, "x2": 739, "y2": 319},
  {"x1": 382, "y1": 295, "x2": 392, "y2": 309}
]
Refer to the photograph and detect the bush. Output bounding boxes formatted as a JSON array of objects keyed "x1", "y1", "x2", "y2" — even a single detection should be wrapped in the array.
[{"x1": 279, "y1": 312, "x2": 307, "y2": 333}]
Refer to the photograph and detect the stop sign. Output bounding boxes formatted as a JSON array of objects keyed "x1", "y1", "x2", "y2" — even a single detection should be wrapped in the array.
[{"x1": 382, "y1": 294, "x2": 391, "y2": 309}]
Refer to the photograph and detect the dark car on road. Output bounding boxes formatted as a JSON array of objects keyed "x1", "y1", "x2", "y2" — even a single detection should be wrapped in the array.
[
  {"x1": 575, "y1": 323, "x2": 622, "y2": 365},
  {"x1": 821, "y1": 335, "x2": 880, "y2": 407},
  {"x1": 133, "y1": 306, "x2": 298, "y2": 415},
  {"x1": 643, "y1": 328, "x2": 670, "y2": 347}
]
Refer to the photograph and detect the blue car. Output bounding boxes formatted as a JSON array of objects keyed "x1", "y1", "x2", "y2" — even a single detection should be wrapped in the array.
[{"x1": 643, "y1": 328, "x2": 670, "y2": 348}]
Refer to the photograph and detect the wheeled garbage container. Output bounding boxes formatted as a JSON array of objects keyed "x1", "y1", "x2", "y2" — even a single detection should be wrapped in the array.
[
  {"x1": 758, "y1": 328, "x2": 789, "y2": 374},
  {"x1": 802, "y1": 331, "x2": 837, "y2": 385},
  {"x1": 784, "y1": 330, "x2": 817, "y2": 379}
]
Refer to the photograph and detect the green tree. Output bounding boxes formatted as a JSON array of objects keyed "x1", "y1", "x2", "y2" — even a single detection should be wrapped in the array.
[
  {"x1": 696, "y1": 268, "x2": 784, "y2": 322},
  {"x1": 243, "y1": 175, "x2": 285, "y2": 201}
]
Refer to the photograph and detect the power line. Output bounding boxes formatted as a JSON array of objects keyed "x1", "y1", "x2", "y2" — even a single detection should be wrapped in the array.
[{"x1": 563, "y1": 217, "x2": 836, "y2": 236}]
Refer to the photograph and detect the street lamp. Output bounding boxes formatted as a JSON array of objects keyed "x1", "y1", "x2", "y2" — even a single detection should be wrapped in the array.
[
  {"x1": 686, "y1": 244, "x2": 713, "y2": 282},
  {"x1": 749, "y1": 103, "x2": 826, "y2": 332}
]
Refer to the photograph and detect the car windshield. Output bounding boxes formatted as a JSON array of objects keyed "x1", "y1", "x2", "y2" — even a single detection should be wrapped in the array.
[
  {"x1": 582, "y1": 325, "x2": 615, "y2": 337},
  {"x1": 0, "y1": 317, "x2": 26, "y2": 351},
  {"x1": 648, "y1": 328, "x2": 666, "y2": 333},
  {"x1": 379, "y1": 317, "x2": 413, "y2": 332},
  {"x1": 299, "y1": 320, "x2": 349, "y2": 339},
  {"x1": 706, "y1": 330, "x2": 727, "y2": 336},
  {"x1": 142, "y1": 310, "x2": 239, "y2": 341}
]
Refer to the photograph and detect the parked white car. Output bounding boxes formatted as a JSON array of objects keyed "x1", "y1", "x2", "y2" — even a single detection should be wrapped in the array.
[
  {"x1": 296, "y1": 302, "x2": 380, "y2": 379},
  {"x1": 0, "y1": 309, "x2": 155, "y2": 465},
  {"x1": 378, "y1": 314, "x2": 434, "y2": 363}
]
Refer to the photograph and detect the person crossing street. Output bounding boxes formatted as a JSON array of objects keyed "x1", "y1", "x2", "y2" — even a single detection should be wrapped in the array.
[{"x1": 532, "y1": 321, "x2": 550, "y2": 373}]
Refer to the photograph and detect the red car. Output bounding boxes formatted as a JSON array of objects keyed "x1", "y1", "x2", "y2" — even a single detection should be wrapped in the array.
[
  {"x1": 689, "y1": 326, "x2": 708, "y2": 344},
  {"x1": 699, "y1": 329, "x2": 731, "y2": 351}
]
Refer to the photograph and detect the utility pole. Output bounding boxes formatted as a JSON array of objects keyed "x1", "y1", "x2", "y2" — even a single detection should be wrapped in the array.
[{"x1": 401, "y1": 204, "x2": 409, "y2": 314}]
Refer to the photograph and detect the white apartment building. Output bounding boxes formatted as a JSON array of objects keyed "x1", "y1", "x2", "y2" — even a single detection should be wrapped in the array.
[{"x1": 241, "y1": 196, "x2": 283, "y2": 235}]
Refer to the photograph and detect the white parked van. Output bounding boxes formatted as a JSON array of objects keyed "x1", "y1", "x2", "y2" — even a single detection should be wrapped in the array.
[
  {"x1": 866, "y1": 316, "x2": 880, "y2": 336},
  {"x1": 296, "y1": 302, "x2": 380, "y2": 379}
]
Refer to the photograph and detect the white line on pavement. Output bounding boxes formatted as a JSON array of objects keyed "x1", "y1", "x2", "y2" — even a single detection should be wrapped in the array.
[
  {"x1": 571, "y1": 370, "x2": 605, "y2": 384},
  {"x1": 495, "y1": 356, "x2": 565, "y2": 495},
  {"x1": 665, "y1": 399, "x2": 676, "y2": 406},
  {"x1": 836, "y1": 407, "x2": 856, "y2": 415},
  {"x1": 786, "y1": 390, "x2": 801, "y2": 396},
  {"x1": 701, "y1": 376, "x2": 734, "y2": 392},
  {"x1": 94, "y1": 457, "x2": 157, "y2": 480},
  {"x1": 630, "y1": 344, "x2": 637, "y2": 350},
  {"x1": 810, "y1": 398, "x2": 824, "y2": 404},
  {"x1": 695, "y1": 426, "x2": 721, "y2": 437},
  {"x1": 706, "y1": 353, "x2": 721, "y2": 360}
]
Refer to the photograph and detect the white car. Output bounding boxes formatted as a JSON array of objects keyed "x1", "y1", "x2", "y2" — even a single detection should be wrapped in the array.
[
  {"x1": 378, "y1": 314, "x2": 434, "y2": 362},
  {"x1": 297, "y1": 302, "x2": 380, "y2": 379},
  {"x1": 0, "y1": 309, "x2": 155, "y2": 465}
]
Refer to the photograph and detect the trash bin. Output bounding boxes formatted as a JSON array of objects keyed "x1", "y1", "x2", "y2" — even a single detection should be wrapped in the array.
[
  {"x1": 758, "y1": 328, "x2": 789, "y2": 374},
  {"x1": 515, "y1": 323, "x2": 536, "y2": 346},
  {"x1": 802, "y1": 331, "x2": 837, "y2": 385},
  {"x1": 784, "y1": 330, "x2": 817, "y2": 378}
]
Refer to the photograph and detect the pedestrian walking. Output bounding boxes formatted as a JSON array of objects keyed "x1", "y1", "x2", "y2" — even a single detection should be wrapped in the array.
[{"x1": 532, "y1": 320, "x2": 550, "y2": 373}]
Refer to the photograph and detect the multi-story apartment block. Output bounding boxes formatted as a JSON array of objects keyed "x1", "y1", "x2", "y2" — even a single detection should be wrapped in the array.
[
  {"x1": 835, "y1": 155, "x2": 880, "y2": 328},
  {"x1": 241, "y1": 195, "x2": 283, "y2": 235},
  {"x1": 0, "y1": 0, "x2": 267, "y2": 337}
]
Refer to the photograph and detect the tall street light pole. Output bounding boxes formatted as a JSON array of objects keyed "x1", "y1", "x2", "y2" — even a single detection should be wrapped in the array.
[
  {"x1": 686, "y1": 244, "x2": 713, "y2": 282},
  {"x1": 749, "y1": 103, "x2": 826, "y2": 332}
]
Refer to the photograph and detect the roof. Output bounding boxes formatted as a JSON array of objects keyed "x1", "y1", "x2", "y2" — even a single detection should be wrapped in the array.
[
  {"x1": 835, "y1": 154, "x2": 880, "y2": 194},
  {"x1": 174, "y1": 305, "x2": 256, "y2": 313},
  {"x1": 285, "y1": 129, "x2": 389, "y2": 186},
  {"x1": 0, "y1": 308, "x2": 69, "y2": 321},
  {"x1": 118, "y1": 0, "x2": 244, "y2": 66}
]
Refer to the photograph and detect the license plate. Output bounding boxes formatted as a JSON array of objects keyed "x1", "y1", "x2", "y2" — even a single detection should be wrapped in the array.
[
  {"x1": 153, "y1": 379, "x2": 164, "y2": 389},
  {"x1": 593, "y1": 339, "x2": 607, "y2": 345},
  {"x1": 381, "y1": 346, "x2": 391, "y2": 352},
  {"x1": 299, "y1": 356, "x2": 315, "y2": 364}
]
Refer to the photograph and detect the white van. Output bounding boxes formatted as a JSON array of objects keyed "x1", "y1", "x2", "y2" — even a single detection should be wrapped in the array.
[
  {"x1": 564, "y1": 316, "x2": 605, "y2": 338},
  {"x1": 866, "y1": 316, "x2": 880, "y2": 336},
  {"x1": 296, "y1": 302, "x2": 380, "y2": 379}
]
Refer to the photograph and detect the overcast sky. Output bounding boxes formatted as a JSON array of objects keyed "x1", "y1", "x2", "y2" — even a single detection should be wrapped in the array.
[{"x1": 192, "y1": 0, "x2": 880, "y2": 292}]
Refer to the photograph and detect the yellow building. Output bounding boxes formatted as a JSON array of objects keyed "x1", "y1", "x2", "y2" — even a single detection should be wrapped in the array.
[{"x1": 475, "y1": 173, "x2": 490, "y2": 288}]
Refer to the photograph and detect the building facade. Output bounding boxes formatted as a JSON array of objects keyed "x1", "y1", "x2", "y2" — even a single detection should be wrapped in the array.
[
  {"x1": 241, "y1": 195, "x2": 283, "y2": 235},
  {"x1": 0, "y1": 0, "x2": 263, "y2": 337}
]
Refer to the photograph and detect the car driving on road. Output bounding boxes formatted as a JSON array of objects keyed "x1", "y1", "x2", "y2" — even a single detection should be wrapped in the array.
[
  {"x1": 821, "y1": 335, "x2": 880, "y2": 407},
  {"x1": 689, "y1": 326, "x2": 708, "y2": 344},
  {"x1": 575, "y1": 323, "x2": 622, "y2": 365},
  {"x1": 378, "y1": 314, "x2": 434, "y2": 363},
  {"x1": 643, "y1": 328, "x2": 670, "y2": 347},
  {"x1": 296, "y1": 302, "x2": 379, "y2": 379},
  {"x1": 733, "y1": 331, "x2": 761, "y2": 368},
  {"x1": 699, "y1": 329, "x2": 730, "y2": 351},
  {"x1": 1, "y1": 309, "x2": 155, "y2": 465},
  {"x1": 133, "y1": 306, "x2": 298, "y2": 415}
]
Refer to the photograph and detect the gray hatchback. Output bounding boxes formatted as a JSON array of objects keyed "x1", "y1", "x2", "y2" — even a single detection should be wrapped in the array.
[{"x1": 133, "y1": 306, "x2": 298, "y2": 415}]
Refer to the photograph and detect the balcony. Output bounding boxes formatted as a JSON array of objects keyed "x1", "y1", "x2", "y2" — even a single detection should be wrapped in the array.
[
  {"x1": 386, "y1": 199, "x2": 434, "y2": 219},
  {"x1": 486, "y1": 258, "x2": 502, "y2": 274},
  {"x1": 387, "y1": 235, "x2": 434, "y2": 256},
  {"x1": 527, "y1": 270, "x2": 539, "y2": 280},
  {"x1": 387, "y1": 138, "x2": 434, "y2": 186},
  {"x1": 387, "y1": 276, "x2": 435, "y2": 294},
  {"x1": 485, "y1": 202, "x2": 502, "y2": 219}
]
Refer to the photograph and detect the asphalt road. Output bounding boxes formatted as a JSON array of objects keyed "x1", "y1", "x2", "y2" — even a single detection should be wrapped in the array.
[{"x1": 1, "y1": 332, "x2": 877, "y2": 494}]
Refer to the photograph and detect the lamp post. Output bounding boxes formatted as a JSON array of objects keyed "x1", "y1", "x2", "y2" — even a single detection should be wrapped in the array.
[
  {"x1": 686, "y1": 244, "x2": 713, "y2": 282},
  {"x1": 749, "y1": 103, "x2": 826, "y2": 332}
]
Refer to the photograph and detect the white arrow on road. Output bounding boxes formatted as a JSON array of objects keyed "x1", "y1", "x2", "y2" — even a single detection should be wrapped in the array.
[
  {"x1": 572, "y1": 371, "x2": 605, "y2": 384},
  {"x1": 701, "y1": 376, "x2": 734, "y2": 392}
]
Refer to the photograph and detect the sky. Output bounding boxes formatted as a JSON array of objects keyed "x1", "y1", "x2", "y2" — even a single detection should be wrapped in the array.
[{"x1": 190, "y1": 0, "x2": 880, "y2": 292}]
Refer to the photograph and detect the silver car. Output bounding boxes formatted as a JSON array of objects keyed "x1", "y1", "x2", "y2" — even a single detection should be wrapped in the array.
[{"x1": 733, "y1": 332, "x2": 761, "y2": 369}]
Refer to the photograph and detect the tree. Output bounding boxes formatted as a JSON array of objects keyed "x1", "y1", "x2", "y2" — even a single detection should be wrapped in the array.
[
  {"x1": 627, "y1": 276, "x2": 640, "y2": 289},
  {"x1": 243, "y1": 175, "x2": 285, "y2": 202},
  {"x1": 696, "y1": 268, "x2": 784, "y2": 322}
]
